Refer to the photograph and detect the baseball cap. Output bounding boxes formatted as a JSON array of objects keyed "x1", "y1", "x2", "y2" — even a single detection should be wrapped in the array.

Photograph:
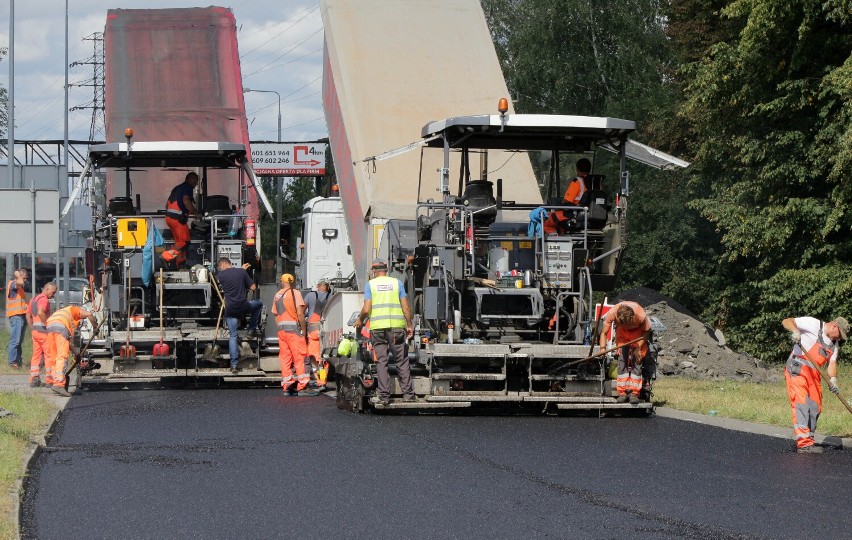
[
  {"x1": 832, "y1": 317, "x2": 849, "y2": 340},
  {"x1": 371, "y1": 258, "x2": 387, "y2": 269},
  {"x1": 280, "y1": 273, "x2": 295, "y2": 284}
]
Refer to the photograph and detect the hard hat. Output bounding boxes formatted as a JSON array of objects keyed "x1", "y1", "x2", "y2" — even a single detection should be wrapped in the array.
[
  {"x1": 337, "y1": 338, "x2": 351, "y2": 357},
  {"x1": 280, "y1": 273, "x2": 295, "y2": 284}
]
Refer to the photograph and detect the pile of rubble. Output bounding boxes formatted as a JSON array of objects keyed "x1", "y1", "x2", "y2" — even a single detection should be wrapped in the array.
[{"x1": 613, "y1": 287, "x2": 783, "y2": 383}]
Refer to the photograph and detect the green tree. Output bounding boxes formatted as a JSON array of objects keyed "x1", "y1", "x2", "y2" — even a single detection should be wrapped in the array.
[{"x1": 682, "y1": 0, "x2": 852, "y2": 360}]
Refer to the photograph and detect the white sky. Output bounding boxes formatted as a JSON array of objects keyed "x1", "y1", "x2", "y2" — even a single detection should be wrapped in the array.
[{"x1": 0, "y1": 0, "x2": 326, "y2": 148}]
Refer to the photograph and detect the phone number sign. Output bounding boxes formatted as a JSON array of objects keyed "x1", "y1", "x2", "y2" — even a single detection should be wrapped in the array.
[{"x1": 251, "y1": 143, "x2": 327, "y2": 176}]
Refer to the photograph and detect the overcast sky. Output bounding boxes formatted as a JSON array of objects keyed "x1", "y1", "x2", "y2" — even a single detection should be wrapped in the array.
[{"x1": 0, "y1": 0, "x2": 325, "y2": 156}]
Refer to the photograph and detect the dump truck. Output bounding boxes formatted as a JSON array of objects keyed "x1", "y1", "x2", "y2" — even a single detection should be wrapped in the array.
[
  {"x1": 296, "y1": 0, "x2": 688, "y2": 412},
  {"x1": 63, "y1": 7, "x2": 286, "y2": 383}
]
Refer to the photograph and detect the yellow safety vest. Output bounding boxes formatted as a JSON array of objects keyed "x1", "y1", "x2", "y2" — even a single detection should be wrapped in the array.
[{"x1": 368, "y1": 276, "x2": 405, "y2": 330}]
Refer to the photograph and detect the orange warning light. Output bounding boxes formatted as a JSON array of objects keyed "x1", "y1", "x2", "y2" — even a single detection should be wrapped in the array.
[
  {"x1": 124, "y1": 128, "x2": 134, "y2": 138},
  {"x1": 497, "y1": 98, "x2": 509, "y2": 114}
]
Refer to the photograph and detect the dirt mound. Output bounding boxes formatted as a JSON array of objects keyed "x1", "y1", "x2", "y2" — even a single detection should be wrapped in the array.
[{"x1": 613, "y1": 287, "x2": 783, "y2": 383}]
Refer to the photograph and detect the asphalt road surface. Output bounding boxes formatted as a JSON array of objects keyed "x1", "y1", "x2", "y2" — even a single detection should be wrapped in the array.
[{"x1": 22, "y1": 387, "x2": 852, "y2": 539}]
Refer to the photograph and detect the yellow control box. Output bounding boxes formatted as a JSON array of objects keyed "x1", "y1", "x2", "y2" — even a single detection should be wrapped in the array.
[{"x1": 116, "y1": 218, "x2": 147, "y2": 249}]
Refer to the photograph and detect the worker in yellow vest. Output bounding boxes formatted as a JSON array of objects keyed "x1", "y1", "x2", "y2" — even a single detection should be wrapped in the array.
[
  {"x1": 354, "y1": 259, "x2": 416, "y2": 405},
  {"x1": 27, "y1": 282, "x2": 57, "y2": 387},
  {"x1": 45, "y1": 305, "x2": 97, "y2": 397},
  {"x1": 6, "y1": 269, "x2": 29, "y2": 369}
]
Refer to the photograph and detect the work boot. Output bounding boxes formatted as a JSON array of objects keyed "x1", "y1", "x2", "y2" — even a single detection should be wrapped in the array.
[
  {"x1": 628, "y1": 394, "x2": 640, "y2": 405},
  {"x1": 376, "y1": 395, "x2": 391, "y2": 406},
  {"x1": 797, "y1": 445, "x2": 824, "y2": 454},
  {"x1": 29, "y1": 378, "x2": 42, "y2": 388},
  {"x1": 298, "y1": 388, "x2": 319, "y2": 397},
  {"x1": 616, "y1": 394, "x2": 629, "y2": 403},
  {"x1": 51, "y1": 387, "x2": 72, "y2": 398},
  {"x1": 403, "y1": 394, "x2": 417, "y2": 403}
]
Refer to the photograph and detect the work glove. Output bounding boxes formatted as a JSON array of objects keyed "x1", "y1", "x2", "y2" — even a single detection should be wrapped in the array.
[
  {"x1": 789, "y1": 330, "x2": 801, "y2": 344},
  {"x1": 829, "y1": 377, "x2": 840, "y2": 395}
]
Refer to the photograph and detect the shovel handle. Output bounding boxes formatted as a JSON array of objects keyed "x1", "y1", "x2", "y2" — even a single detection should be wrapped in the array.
[
  {"x1": 548, "y1": 335, "x2": 645, "y2": 375},
  {"x1": 798, "y1": 342, "x2": 852, "y2": 415}
]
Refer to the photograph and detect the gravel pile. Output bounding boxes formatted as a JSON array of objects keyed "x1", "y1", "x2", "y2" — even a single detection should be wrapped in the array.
[{"x1": 613, "y1": 287, "x2": 783, "y2": 383}]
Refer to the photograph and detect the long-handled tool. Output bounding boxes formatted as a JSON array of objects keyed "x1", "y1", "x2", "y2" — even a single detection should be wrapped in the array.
[
  {"x1": 152, "y1": 269, "x2": 170, "y2": 357},
  {"x1": 798, "y1": 341, "x2": 852, "y2": 415},
  {"x1": 203, "y1": 275, "x2": 225, "y2": 361},
  {"x1": 119, "y1": 263, "x2": 137, "y2": 359},
  {"x1": 548, "y1": 335, "x2": 645, "y2": 375}
]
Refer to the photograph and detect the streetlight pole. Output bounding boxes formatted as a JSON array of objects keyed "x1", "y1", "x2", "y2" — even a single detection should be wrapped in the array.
[{"x1": 243, "y1": 88, "x2": 282, "y2": 278}]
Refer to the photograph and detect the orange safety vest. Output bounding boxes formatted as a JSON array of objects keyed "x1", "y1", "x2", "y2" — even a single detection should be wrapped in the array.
[
  {"x1": 305, "y1": 291, "x2": 329, "y2": 331},
  {"x1": 46, "y1": 306, "x2": 83, "y2": 341},
  {"x1": 6, "y1": 280, "x2": 27, "y2": 317},
  {"x1": 607, "y1": 301, "x2": 650, "y2": 356},
  {"x1": 273, "y1": 287, "x2": 302, "y2": 334},
  {"x1": 29, "y1": 292, "x2": 51, "y2": 332},
  {"x1": 792, "y1": 325, "x2": 836, "y2": 374}
]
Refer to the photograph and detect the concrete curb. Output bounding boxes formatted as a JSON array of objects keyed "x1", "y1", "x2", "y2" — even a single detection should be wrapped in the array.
[{"x1": 655, "y1": 406, "x2": 852, "y2": 449}]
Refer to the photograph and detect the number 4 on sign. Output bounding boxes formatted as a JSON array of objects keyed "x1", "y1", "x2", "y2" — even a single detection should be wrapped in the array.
[{"x1": 294, "y1": 145, "x2": 321, "y2": 167}]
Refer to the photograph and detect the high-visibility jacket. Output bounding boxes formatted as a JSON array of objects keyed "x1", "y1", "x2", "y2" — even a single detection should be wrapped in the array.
[
  {"x1": 6, "y1": 280, "x2": 27, "y2": 317},
  {"x1": 46, "y1": 306, "x2": 84, "y2": 340},
  {"x1": 790, "y1": 325, "x2": 837, "y2": 375},
  {"x1": 29, "y1": 293, "x2": 51, "y2": 332},
  {"x1": 306, "y1": 290, "x2": 330, "y2": 332},
  {"x1": 368, "y1": 276, "x2": 405, "y2": 330},
  {"x1": 273, "y1": 286, "x2": 304, "y2": 334}
]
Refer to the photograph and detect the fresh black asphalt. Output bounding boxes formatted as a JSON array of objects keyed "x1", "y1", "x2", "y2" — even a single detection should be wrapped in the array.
[{"x1": 22, "y1": 387, "x2": 852, "y2": 539}]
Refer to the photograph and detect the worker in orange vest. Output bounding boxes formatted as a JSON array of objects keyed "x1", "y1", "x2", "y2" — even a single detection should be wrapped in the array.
[
  {"x1": 44, "y1": 305, "x2": 97, "y2": 397},
  {"x1": 599, "y1": 301, "x2": 651, "y2": 404},
  {"x1": 26, "y1": 282, "x2": 58, "y2": 387},
  {"x1": 163, "y1": 172, "x2": 199, "y2": 269},
  {"x1": 782, "y1": 316, "x2": 847, "y2": 453},
  {"x1": 6, "y1": 268, "x2": 29, "y2": 369},
  {"x1": 305, "y1": 280, "x2": 331, "y2": 389},
  {"x1": 543, "y1": 158, "x2": 591, "y2": 235},
  {"x1": 272, "y1": 274, "x2": 316, "y2": 397}
]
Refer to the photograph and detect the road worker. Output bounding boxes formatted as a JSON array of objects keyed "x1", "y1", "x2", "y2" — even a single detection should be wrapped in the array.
[
  {"x1": 163, "y1": 171, "x2": 200, "y2": 269},
  {"x1": 217, "y1": 258, "x2": 264, "y2": 373},
  {"x1": 782, "y1": 316, "x2": 847, "y2": 453},
  {"x1": 6, "y1": 269, "x2": 29, "y2": 370},
  {"x1": 27, "y1": 282, "x2": 58, "y2": 387},
  {"x1": 305, "y1": 280, "x2": 331, "y2": 389},
  {"x1": 272, "y1": 273, "x2": 316, "y2": 396},
  {"x1": 599, "y1": 301, "x2": 651, "y2": 404},
  {"x1": 45, "y1": 305, "x2": 97, "y2": 397},
  {"x1": 354, "y1": 259, "x2": 416, "y2": 405},
  {"x1": 543, "y1": 158, "x2": 591, "y2": 235}
]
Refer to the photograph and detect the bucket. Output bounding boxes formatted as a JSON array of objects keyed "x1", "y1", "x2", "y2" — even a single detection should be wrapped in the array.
[{"x1": 489, "y1": 247, "x2": 509, "y2": 276}]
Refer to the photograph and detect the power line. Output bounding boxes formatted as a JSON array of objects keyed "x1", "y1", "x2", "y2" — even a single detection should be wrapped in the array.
[
  {"x1": 244, "y1": 45, "x2": 322, "y2": 78},
  {"x1": 239, "y1": 4, "x2": 319, "y2": 59},
  {"x1": 243, "y1": 29, "x2": 322, "y2": 77}
]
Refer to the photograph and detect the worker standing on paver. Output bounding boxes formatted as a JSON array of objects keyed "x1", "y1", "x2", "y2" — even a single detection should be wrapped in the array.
[
  {"x1": 781, "y1": 316, "x2": 847, "y2": 453},
  {"x1": 272, "y1": 274, "x2": 316, "y2": 396},
  {"x1": 354, "y1": 259, "x2": 416, "y2": 405},
  {"x1": 6, "y1": 269, "x2": 29, "y2": 370},
  {"x1": 599, "y1": 301, "x2": 651, "y2": 404},
  {"x1": 44, "y1": 305, "x2": 97, "y2": 397},
  {"x1": 27, "y1": 282, "x2": 58, "y2": 387},
  {"x1": 163, "y1": 172, "x2": 199, "y2": 269}
]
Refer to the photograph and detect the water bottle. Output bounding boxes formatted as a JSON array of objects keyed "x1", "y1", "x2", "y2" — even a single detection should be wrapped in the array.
[{"x1": 228, "y1": 211, "x2": 239, "y2": 237}]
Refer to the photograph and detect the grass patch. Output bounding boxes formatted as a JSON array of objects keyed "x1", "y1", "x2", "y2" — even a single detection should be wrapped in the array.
[
  {"x1": 654, "y1": 376, "x2": 852, "y2": 437},
  {"x1": 0, "y1": 325, "x2": 34, "y2": 376},
  {"x1": 0, "y1": 392, "x2": 56, "y2": 540}
]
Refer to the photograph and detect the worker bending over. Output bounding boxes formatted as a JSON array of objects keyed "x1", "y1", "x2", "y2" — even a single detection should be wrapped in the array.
[
  {"x1": 782, "y1": 316, "x2": 847, "y2": 453},
  {"x1": 600, "y1": 301, "x2": 651, "y2": 404},
  {"x1": 27, "y1": 282, "x2": 57, "y2": 387},
  {"x1": 45, "y1": 305, "x2": 97, "y2": 397}
]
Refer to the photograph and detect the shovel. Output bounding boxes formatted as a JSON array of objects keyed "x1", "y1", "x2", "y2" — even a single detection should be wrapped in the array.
[
  {"x1": 64, "y1": 315, "x2": 108, "y2": 389},
  {"x1": 203, "y1": 275, "x2": 224, "y2": 361},
  {"x1": 798, "y1": 341, "x2": 852, "y2": 415},
  {"x1": 152, "y1": 269, "x2": 170, "y2": 357}
]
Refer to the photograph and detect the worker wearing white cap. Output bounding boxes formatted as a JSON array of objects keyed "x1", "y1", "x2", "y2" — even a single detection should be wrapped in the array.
[{"x1": 354, "y1": 259, "x2": 416, "y2": 405}]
